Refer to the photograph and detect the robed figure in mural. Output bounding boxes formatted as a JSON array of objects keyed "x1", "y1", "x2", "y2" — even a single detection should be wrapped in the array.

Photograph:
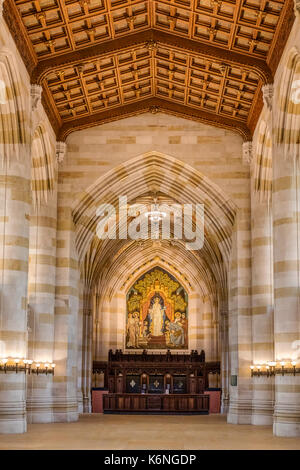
[
  {"x1": 126, "y1": 268, "x2": 188, "y2": 349},
  {"x1": 149, "y1": 296, "x2": 166, "y2": 336}
]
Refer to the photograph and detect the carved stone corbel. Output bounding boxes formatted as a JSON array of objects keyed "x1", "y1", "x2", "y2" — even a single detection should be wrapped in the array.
[
  {"x1": 31, "y1": 84, "x2": 42, "y2": 112},
  {"x1": 56, "y1": 141, "x2": 66, "y2": 165},
  {"x1": 242, "y1": 141, "x2": 253, "y2": 165},
  {"x1": 262, "y1": 84, "x2": 274, "y2": 113}
]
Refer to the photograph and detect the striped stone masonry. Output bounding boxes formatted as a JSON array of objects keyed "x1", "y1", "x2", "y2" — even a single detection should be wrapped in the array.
[{"x1": 0, "y1": 8, "x2": 299, "y2": 439}]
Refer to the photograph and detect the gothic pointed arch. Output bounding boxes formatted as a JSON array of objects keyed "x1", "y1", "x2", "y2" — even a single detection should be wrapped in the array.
[{"x1": 72, "y1": 151, "x2": 236, "y2": 299}]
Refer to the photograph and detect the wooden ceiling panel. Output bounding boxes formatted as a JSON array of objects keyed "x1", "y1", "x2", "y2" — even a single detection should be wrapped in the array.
[
  {"x1": 43, "y1": 41, "x2": 260, "y2": 124},
  {"x1": 5, "y1": 0, "x2": 295, "y2": 139},
  {"x1": 14, "y1": 0, "x2": 286, "y2": 58}
]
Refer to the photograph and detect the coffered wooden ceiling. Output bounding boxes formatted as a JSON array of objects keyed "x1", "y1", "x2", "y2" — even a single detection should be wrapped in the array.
[{"x1": 3, "y1": 0, "x2": 295, "y2": 140}]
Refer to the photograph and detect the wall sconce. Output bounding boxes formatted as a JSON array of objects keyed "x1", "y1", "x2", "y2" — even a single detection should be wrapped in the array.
[
  {"x1": 0, "y1": 358, "x2": 55, "y2": 375},
  {"x1": 250, "y1": 361, "x2": 300, "y2": 377},
  {"x1": 291, "y1": 361, "x2": 297, "y2": 376}
]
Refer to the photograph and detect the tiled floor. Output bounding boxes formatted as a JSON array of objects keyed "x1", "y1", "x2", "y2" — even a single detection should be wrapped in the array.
[{"x1": 0, "y1": 414, "x2": 299, "y2": 450}]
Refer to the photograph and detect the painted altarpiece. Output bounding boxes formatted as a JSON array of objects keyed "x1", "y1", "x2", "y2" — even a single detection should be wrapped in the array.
[{"x1": 126, "y1": 267, "x2": 188, "y2": 350}]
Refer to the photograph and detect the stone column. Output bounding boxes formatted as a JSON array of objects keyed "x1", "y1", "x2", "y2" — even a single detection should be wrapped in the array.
[
  {"x1": 219, "y1": 303, "x2": 229, "y2": 413},
  {"x1": 77, "y1": 280, "x2": 83, "y2": 414},
  {"x1": 0, "y1": 150, "x2": 31, "y2": 433},
  {"x1": 203, "y1": 294, "x2": 214, "y2": 361},
  {"x1": 227, "y1": 173, "x2": 252, "y2": 425},
  {"x1": 26, "y1": 187, "x2": 57, "y2": 423},
  {"x1": 81, "y1": 285, "x2": 93, "y2": 413},
  {"x1": 93, "y1": 293, "x2": 100, "y2": 363},
  {"x1": 272, "y1": 151, "x2": 300, "y2": 437},
  {"x1": 250, "y1": 161, "x2": 274, "y2": 425},
  {"x1": 53, "y1": 143, "x2": 79, "y2": 422}
]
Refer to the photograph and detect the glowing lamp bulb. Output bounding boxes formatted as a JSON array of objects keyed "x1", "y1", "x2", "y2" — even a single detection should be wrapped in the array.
[
  {"x1": 291, "y1": 361, "x2": 297, "y2": 366},
  {"x1": 250, "y1": 365, "x2": 254, "y2": 370},
  {"x1": 14, "y1": 358, "x2": 20, "y2": 364},
  {"x1": 1, "y1": 358, "x2": 8, "y2": 364},
  {"x1": 51, "y1": 363, "x2": 56, "y2": 368},
  {"x1": 35, "y1": 363, "x2": 40, "y2": 368},
  {"x1": 280, "y1": 361, "x2": 285, "y2": 367}
]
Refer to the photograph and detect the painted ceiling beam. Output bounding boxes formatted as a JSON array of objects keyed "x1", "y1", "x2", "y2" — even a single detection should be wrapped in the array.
[{"x1": 31, "y1": 29, "x2": 273, "y2": 85}]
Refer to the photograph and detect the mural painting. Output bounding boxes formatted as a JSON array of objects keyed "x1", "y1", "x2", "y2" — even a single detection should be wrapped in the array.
[{"x1": 126, "y1": 267, "x2": 188, "y2": 350}]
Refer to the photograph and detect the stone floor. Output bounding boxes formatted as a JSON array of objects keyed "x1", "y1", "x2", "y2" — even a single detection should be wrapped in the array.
[{"x1": 0, "y1": 414, "x2": 299, "y2": 450}]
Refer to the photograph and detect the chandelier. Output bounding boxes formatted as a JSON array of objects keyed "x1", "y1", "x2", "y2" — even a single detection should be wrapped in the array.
[{"x1": 144, "y1": 197, "x2": 167, "y2": 223}]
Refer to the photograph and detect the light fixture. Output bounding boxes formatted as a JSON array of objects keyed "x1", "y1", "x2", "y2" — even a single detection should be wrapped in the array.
[
  {"x1": 250, "y1": 360, "x2": 299, "y2": 377},
  {"x1": 0, "y1": 358, "x2": 54, "y2": 375},
  {"x1": 144, "y1": 197, "x2": 167, "y2": 223}
]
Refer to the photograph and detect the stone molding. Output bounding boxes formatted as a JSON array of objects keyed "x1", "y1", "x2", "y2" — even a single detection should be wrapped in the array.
[{"x1": 56, "y1": 141, "x2": 66, "y2": 165}]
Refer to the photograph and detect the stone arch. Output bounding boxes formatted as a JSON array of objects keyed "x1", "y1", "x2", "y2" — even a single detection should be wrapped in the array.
[
  {"x1": 94, "y1": 255, "x2": 216, "y2": 360},
  {"x1": 72, "y1": 151, "x2": 236, "y2": 302},
  {"x1": 73, "y1": 151, "x2": 235, "y2": 369}
]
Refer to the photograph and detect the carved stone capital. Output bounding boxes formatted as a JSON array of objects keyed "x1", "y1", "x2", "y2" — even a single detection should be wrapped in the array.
[
  {"x1": 31, "y1": 84, "x2": 42, "y2": 112},
  {"x1": 294, "y1": 0, "x2": 300, "y2": 16},
  {"x1": 56, "y1": 141, "x2": 66, "y2": 164},
  {"x1": 242, "y1": 141, "x2": 253, "y2": 165},
  {"x1": 262, "y1": 84, "x2": 274, "y2": 112}
]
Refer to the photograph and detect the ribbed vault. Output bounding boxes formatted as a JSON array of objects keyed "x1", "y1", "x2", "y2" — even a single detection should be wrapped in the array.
[{"x1": 72, "y1": 151, "x2": 237, "y2": 306}]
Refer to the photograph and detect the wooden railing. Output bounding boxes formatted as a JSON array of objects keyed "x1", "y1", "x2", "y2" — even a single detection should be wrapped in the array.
[{"x1": 103, "y1": 393, "x2": 210, "y2": 414}]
